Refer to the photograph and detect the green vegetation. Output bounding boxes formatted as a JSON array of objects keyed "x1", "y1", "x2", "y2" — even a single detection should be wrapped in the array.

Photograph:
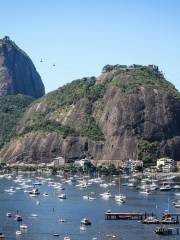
[
  {"x1": 97, "y1": 164, "x2": 118, "y2": 175},
  {"x1": 80, "y1": 118, "x2": 104, "y2": 141},
  {"x1": 45, "y1": 77, "x2": 107, "y2": 110},
  {"x1": 21, "y1": 78, "x2": 106, "y2": 141},
  {"x1": 23, "y1": 109, "x2": 104, "y2": 141},
  {"x1": 80, "y1": 103, "x2": 104, "y2": 141},
  {"x1": 111, "y1": 67, "x2": 179, "y2": 95},
  {"x1": 23, "y1": 112, "x2": 78, "y2": 138},
  {"x1": 0, "y1": 94, "x2": 34, "y2": 148},
  {"x1": 138, "y1": 139, "x2": 159, "y2": 167}
]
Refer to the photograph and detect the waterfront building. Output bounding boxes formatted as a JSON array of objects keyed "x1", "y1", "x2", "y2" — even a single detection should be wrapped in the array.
[{"x1": 156, "y1": 158, "x2": 176, "y2": 173}]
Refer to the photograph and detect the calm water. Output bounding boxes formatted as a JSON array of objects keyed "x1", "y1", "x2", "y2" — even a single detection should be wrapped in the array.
[{"x1": 0, "y1": 174, "x2": 180, "y2": 240}]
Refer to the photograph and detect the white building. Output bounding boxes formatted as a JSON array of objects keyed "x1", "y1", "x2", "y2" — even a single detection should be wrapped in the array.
[
  {"x1": 74, "y1": 158, "x2": 91, "y2": 167},
  {"x1": 127, "y1": 159, "x2": 143, "y2": 172},
  {"x1": 156, "y1": 158, "x2": 176, "y2": 173}
]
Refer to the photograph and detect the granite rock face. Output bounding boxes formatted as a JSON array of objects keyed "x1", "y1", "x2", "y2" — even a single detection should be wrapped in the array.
[
  {"x1": 0, "y1": 64, "x2": 180, "y2": 164},
  {"x1": 0, "y1": 36, "x2": 45, "y2": 98}
]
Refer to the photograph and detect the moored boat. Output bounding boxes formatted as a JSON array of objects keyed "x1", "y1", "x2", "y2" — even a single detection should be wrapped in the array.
[
  {"x1": 155, "y1": 227, "x2": 173, "y2": 235},
  {"x1": 14, "y1": 214, "x2": 22, "y2": 222},
  {"x1": 160, "y1": 185, "x2": 171, "y2": 191},
  {"x1": 80, "y1": 218, "x2": 91, "y2": 225},
  {"x1": 29, "y1": 188, "x2": 40, "y2": 196},
  {"x1": 15, "y1": 230, "x2": 22, "y2": 235},
  {"x1": 0, "y1": 233, "x2": 5, "y2": 240},
  {"x1": 58, "y1": 194, "x2": 66, "y2": 199},
  {"x1": 141, "y1": 216, "x2": 159, "y2": 224},
  {"x1": 20, "y1": 224, "x2": 28, "y2": 230}
]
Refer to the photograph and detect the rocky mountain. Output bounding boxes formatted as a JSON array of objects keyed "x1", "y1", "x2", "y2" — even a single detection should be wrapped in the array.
[
  {"x1": 0, "y1": 94, "x2": 34, "y2": 149},
  {"x1": 0, "y1": 36, "x2": 45, "y2": 98},
  {"x1": 0, "y1": 64, "x2": 180, "y2": 166}
]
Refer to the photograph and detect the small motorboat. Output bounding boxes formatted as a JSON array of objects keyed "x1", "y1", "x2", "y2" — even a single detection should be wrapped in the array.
[
  {"x1": 58, "y1": 218, "x2": 66, "y2": 222},
  {"x1": 128, "y1": 182, "x2": 136, "y2": 187},
  {"x1": 4, "y1": 187, "x2": 16, "y2": 193},
  {"x1": 80, "y1": 218, "x2": 91, "y2": 225},
  {"x1": 160, "y1": 185, "x2": 171, "y2": 191},
  {"x1": 173, "y1": 185, "x2": 180, "y2": 190},
  {"x1": 139, "y1": 189, "x2": 150, "y2": 195},
  {"x1": 6, "y1": 212, "x2": 12, "y2": 217},
  {"x1": 14, "y1": 214, "x2": 22, "y2": 222},
  {"x1": 20, "y1": 224, "x2": 28, "y2": 230},
  {"x1": 174, "y1": 203, "x2": 180, "y2": 208},
  {"x1": 16, "y1": 230, "x2": 22, "y2": 235},
  {"x1": 115, "y1": 194, "x2": 126, "y2": 203},
  {"x1": 100, "y1": 191, "x2": 113, "y2": 199},
  {"x1": 0, "y1": 233, "x2": 6, "y2": 240},
  {"x1": 142, "y1": 216, "x2": 159, "y2": 224},
  {"x1": 58, "y1": 194, "x2": 66, "y2": 199},
  {"x1": 43, "y1": 192, "x2": 48, "y2": 196},
  {"x1": 29, "y1": 188, "x2": 40, "y2": 196},
  {"x1": 53, "y1": 233, "x2": 60, "y2": 237},
  {"x1": 83, "y1": 193, "x2": 96, "y2": 200},
  {"x1": 30, "y1": 213, "x2": 38, "y2": 217},
  {"x1": 155, "y1": 227, "x2": 173, "y2": 235},
  {"x1": 64, "y1": 236, "x2": 71, "y2": 240}
]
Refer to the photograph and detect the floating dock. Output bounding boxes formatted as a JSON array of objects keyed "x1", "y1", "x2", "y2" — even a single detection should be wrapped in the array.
[
  {"x1": 141, "y1": 220, "x2": 179, "y2": 224},
  {"x1": 105, "y1": 212, "x2": 144, "y2": 220}
]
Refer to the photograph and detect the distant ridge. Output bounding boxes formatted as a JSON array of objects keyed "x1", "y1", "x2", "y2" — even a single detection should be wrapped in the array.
[{"x1": 0, "y1": 36, "x2": 45, "y2": 98}]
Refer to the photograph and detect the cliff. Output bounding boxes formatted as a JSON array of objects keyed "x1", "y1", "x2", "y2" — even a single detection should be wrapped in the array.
[
  {"x1": 0, "y1": 36, "x2": 45, "y2": 98},
  {"x1": 0, "y1": 64, "x2": 180, "y2": 165}
]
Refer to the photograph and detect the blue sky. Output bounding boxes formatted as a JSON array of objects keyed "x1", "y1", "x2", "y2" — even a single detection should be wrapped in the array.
[{"x1": 0, "y1": 0, "x2": 180, "y2": 93}]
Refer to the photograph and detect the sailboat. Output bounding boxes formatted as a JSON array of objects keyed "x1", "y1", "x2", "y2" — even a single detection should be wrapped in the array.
[{"x1": 115, "y1": 176, "x2": 126, "y2": 203}]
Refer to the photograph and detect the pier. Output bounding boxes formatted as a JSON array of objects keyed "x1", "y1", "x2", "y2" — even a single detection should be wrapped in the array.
[{"x1": 105, "y1": 212, "x2": 144, "y2": 220}]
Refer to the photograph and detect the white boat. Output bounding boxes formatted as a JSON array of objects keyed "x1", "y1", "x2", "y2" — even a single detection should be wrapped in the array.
[
  {"x1": 53, "y1": 233, "x2": 60, "y2": 237},
  {"x1": 83, "y1": 192, "x2": 96, "y2": 200},
  {"x1": 83, "y1": 195, "x2": 89, "y2": 200},
  {"x1": 173, "y1": 185, "x2": 180, "y2": 190},
  {"x1": 100, "y1": 191, "x2": 113, "y2": 199},
  {"x1": 76, "y1": 181, "x2": 88, "y2": 188},
  {"x1": 128, "y1": 182, "x2": 136, "y2": 187},
  {"x1": 149, "y1": 183, "x2": 158, "y2": 190},
  {"x1": 20, "y1": 224, "x2": 28, "y2": 229},
  {"x1": 143, "y1": 216, "x2": 159, "y2": 223},
  {"x1": 58, "y1": 194, "x2": 66, "y2": 199},
  {"x1": 160, "y1": 185, "x2": 171, "y2": 191},
  {"x1": 100, "y1": 183, "x2": 109, "y2": 188},
  {"x1": 175, "y1": 192, "x2": 180, "y2": 196},
  {"x1": 14, "y1": 214, "x2": 22, "y2": 222},
  {"x1": 115, "y1": 194, "x2": 126, "y2": 202},
  {"x1": 43, "y1": 192, "x2": 48, "y2": 196},
  {"x1": 89, "y1": 196, "x2": 96, "y2": 200},
  {"x1": 64, "y1": 236, "x2": 71, "y2": 240},
  {"x1": 174, "y1": 203, "x2": 180, "y2": 208},
  {"x1": 0, "y1": 233, "x2": 5, "y2": 239},
  {"x1": 58, "y1": 218, "x2": 66, "y2": 222},
  {"x1": 29, "y1": 188, "x2": 40, "y2": 196},
  {"x1": 80, "y1": 218, "x2": 91, "y2": 225},
  {"x1": 4, "y1": 187, "x2": 15, "y2": 193},
  {"x1": 30, "y1": 213, "x2": 38, "y2": 217},
  {"x1": 139, "y1": 189, "x2": 150, "y2": 194},
  {"x1": 6, "y1": 212, "x2": 12, "y2": 217},
  {"x1": 16, "y1": 230, "x2": 22, "y2": 235}
]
